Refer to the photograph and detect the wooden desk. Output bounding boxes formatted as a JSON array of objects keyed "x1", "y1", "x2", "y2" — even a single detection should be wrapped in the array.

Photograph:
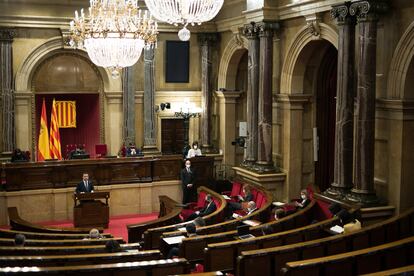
[
  {"x1": 73, "y1": 192, "x2": 110, "y2": 228},
  {"x1": 1, "y1": 155, "x2": 214, "y2": 191}
]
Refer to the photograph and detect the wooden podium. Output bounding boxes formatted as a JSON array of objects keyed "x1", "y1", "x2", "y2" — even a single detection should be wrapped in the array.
[{"x1": 73, "y1": 192, "x2": 110, "y2": 228}]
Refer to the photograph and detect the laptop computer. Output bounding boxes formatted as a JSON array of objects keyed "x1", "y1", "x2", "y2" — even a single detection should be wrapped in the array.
[{"x1": 237, "y1": 224, "x2": 255, "y2": 239}]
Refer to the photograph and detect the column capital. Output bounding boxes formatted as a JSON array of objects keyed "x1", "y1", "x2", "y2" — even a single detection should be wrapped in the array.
[
  {"x1": 256, "y1": 21, "x2": 280, "y2": 38},
  {"x1": 349, "y1": 0, "x2": 389, "y2": 22},
  {"x1": 0, "y1": 28, "x2": 16, "y2": 42},
  {"x1": 197, "y1": 33, "x2": 219, "y2": 46},
  {"x1": 241, "y1": 22, "x2": 260, "y2": 40},
  {"x1": 215, "y1": 90, "x2": 243, "y2": 103},
  {"x1": 331, "y1": 2, "x2": 356, "y2": 25}
]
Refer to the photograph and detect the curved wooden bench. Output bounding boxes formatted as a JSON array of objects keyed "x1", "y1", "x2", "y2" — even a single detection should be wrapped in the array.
[
  {"x1": 8, "y1": 207, "x2": 94, "y2": 234},
  {"x1": 0, "y1": 237, "x2": 124, "y2": 247},
  {"x1": 0, "y1": 228, "x2": 112, "y2": 240},
  {"x1": 143, "y1": 186, "x2": 228, "y2": 249},
  {"x1": 177, "y1": 200, "x2": 320, "y2": 263},
  {"x1": 237, "y1": 206, "x2": 414, "y2": 276},
  {"x1": 127, "y1": 195, "x2": 183, "y2": 243},
  {"x1": 0, "y1": 258, "x2": 190, "y2": 275},
  {"x1": 0, "y1": 243, "x2": 141, "y2": 256},
  {"x1": 0, "y1": 250, "x2": 162, "y2": 267},
  {"x1": 360, "y1": 264, "x2": 414, "y2": 276},
  {"x1": 282, "y1": 236, "x2": 414, "y2": 276},
  {"x1": 144, "y1": 183, "x2": 273, "y2": 250}
]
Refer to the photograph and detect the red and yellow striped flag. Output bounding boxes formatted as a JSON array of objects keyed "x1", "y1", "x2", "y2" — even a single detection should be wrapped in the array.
[
  {"x1": 49, "y1": 99, "x2": 62, "y2": 160},
  {"x1": 37, "y1": 98, "x2": 50, "y2": 161},
  {"x1": 56, "y1": 101, "x2": 76, "y2": 128}
]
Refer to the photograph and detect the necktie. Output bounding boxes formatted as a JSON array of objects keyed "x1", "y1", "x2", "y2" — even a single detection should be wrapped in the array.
[{"x1": 84, "y1": 181, "x2": 88, "y2": 191}]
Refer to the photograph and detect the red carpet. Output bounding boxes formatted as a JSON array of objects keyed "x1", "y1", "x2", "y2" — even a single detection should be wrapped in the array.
[{"x1": 6, "y1": 213, "x2": 158, "y2": 241}]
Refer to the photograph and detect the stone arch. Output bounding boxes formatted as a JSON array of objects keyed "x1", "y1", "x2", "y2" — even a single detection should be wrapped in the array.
[
  {"x1": 280, "y1": 23, "x2": 338, "y2": 95},
  {"x1": 15, "y1": 36, "x2": 121, "y2": 93},
  {"x1": 387, "y1": 20, "x2": 414, "y2": 99},
  {"x1": 217, "y1": 34, "x2": 248, "y2": 90}
]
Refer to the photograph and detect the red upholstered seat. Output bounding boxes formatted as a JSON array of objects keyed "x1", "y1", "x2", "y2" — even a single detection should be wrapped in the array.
[
  {"x1": 251, "y1": 189, "x2": 258, "y2": 202},
  {"x1": 181, "y1": 192, "x2": 207, "y2": 221},
  {"x1": 255, "y1": 192, "x2": 265, "y2": 209},
  {"x1": 95, "y1": 144, "x2": 107, "y2": 158}
]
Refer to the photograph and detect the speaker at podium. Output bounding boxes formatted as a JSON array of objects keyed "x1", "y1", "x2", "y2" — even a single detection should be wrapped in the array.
[{"x1": 73, "y1": 191, "x2": 110, "y2": 228}]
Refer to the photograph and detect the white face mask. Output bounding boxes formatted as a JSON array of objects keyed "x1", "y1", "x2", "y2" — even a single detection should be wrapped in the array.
[
  {"x1": 193, "y1": 145, "x2": 198, "y2": 149},
  {"x1": 301, "y1": 194, "x2": 306, "y2": 200},
  {"x1": 186, "y1": 164, "x2": 191, "y2": 168}
]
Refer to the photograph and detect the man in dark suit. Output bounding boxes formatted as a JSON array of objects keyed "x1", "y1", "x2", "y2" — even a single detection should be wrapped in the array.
[
  {"x1": 76, "y1": 173, "x2": 94, "y2": 193},
  {"x1": 180, "y1": 159, "x2": 196, "y2": 204},
  {"x1": 186, "y1": 194, "x2": 217, "y2": 221}
]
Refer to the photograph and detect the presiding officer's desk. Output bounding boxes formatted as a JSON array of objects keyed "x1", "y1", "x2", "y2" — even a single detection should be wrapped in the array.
[{"x1": 1, "y1": 155, "x2": 214, "y2": 191}]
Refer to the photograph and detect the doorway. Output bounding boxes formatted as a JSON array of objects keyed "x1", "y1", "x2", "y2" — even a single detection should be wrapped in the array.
[{"x1": 315, "y1": 44, "x2": 338, "y2": 191}]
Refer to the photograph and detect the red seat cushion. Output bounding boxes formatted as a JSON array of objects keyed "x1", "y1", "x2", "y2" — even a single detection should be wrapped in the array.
[
  {"x1": 251, "y1": 189, "x2": 258, "y2": 202},
  {"x1": 255, "y1": 192, "x2": 265, "y2": 209},
  {"x1": 196, "y1": 192, "x2": 207, "y2": 209},
  {"x1": 230, "y1": 182, "x2": 243, "y2": 197}
]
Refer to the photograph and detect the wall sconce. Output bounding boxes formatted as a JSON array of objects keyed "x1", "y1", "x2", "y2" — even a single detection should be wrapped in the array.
[{"x1": 160, "y1": 102, "x2": 171, "y2": 111}]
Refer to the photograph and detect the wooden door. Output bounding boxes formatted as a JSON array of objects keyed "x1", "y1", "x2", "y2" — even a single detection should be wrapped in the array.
[{"x1": 161, "y1": 119, "x2": 185, "y2": 155}]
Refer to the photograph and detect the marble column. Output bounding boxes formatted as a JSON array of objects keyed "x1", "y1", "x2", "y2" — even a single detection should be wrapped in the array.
[
  {"x1": 142, "y1": 46, "x2": 159, "y2": 154},
  {"x1": 198, "y1": 33, "x2": 218, "y2": 153},
  {"x1": 347, "y1": 0, "x2": 388, "y2": 205},
  {"x1": 255, "y1": 22, "x2": 278, "y2": 173},
  {"x1": 122, "y1": 66, "x2": 135, "y2": 146},
  {"x1": 326, "y1": 3, "x2": 356, "y2": 198},
  {"x1": 0, "y1": 29, "x2": 15, "y2": 153},
  {"x1": 242, "y1": 22, "x2": 260, "y2": 169}
]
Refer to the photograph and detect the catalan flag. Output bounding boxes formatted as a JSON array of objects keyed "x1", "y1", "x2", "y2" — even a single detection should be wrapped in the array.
[
  {"x1": 37, "y1": 98, "x2": 50, "y2": 161},
  {"x1": 49, "y1": 99, "x2": 62, "y2": 160},
  {"x1": 56, "y1": 101, "x2": 76, "y2": 128}
]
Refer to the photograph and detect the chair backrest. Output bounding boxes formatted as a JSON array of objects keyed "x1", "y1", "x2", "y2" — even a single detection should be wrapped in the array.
[
  {"x1": 231, "y1": 182, "x2": 243, "y2": 197},
  {"x1": 95, "y1": 144, "x2": 107, "y2": 157}
]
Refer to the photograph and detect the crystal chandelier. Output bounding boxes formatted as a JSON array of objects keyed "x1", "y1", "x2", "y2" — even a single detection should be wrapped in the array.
[
  {"x1": 69, "y1": 0, "x2": 158, "y2": 78},
  {"x1": 144, "y1": 0, "x2": 223, "y2": 41}
]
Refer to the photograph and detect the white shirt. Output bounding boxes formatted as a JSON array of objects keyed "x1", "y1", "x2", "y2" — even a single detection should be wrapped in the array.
[{"x1": 187, "y1": 148, "x2": 202, "y2": 158}]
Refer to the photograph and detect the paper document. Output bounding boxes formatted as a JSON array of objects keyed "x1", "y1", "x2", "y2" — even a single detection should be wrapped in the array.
[
  {"x1": 273, "y1": 201, "x2": 286, "y2": 207},
  {"x1": 330, "y1": 225, "x2": 344, "y2": 234},
  {"x1": 163, "y1": 235, "x2": 185, "y2": 245},
  {"x1": 222, "y1": 194, "x2": 231, "y2": 200},
  {"x1": 243, "y1": 220, "x2": 261, "y2": 227}
]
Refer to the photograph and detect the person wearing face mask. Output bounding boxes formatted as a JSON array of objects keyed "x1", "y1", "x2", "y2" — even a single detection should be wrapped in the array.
[
  {"x1": 181, "y1": 159, "x2": 197, "y2": 204},
  {"x1": 185, "y1": 194, "x2": 217, "y2": 221},
  {"x1": 186, "y1": 141, "x2": 202, "y2": 159},
  {"x1": 293, "y1": 189, "x2": 310, "y2": 209}
]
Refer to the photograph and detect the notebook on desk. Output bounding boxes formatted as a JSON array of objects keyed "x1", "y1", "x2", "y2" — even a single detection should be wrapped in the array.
[{"x1": 237, "y1": 224, "x2": 255, "y2": 239}]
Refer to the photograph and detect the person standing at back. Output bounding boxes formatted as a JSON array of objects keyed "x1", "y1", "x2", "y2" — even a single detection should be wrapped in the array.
[
  {"x1": 181, "y1": 159, "x2": 196, "y2": 204},
  {"x1": 76, "y1": 172, "x2": 94, "y2": 193},
  {"x1": 187, "y1": 141, "x2": 202, "y2": 158}
]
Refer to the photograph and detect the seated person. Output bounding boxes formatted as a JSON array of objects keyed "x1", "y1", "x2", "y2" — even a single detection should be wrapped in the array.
[
  {"x1": 105, "y1": 240, "x2": 122, "y2": 252},
  {"x1": 11, "y1": 148, "x2": 29, "y2": 162},
  {"x1": 167, "y1": 223, "x2": 197, "y2": 258},
  {"x1": 292, "y1": 189, "x2": 310, "y2": 209},
  {"x1": 193, "y1": 216, "x2": 206, "y2": 227},
  {"x1": 186, "y1": 194, "x2": 217, "y2": 221},
  {"x1": 70, "y1": 144, "x2": 87, "y2": 159},
  {"x1": 186, "y1": 141, "x2": 202, "y2": 158},
  {"x1": 14, "y1": 234, "x2": 26, "y2": 246},
  {"x1": 233, "y1": 201, "x2": 257, "y2": 218},
  {"x1": 337, "y1": 209, "x2": 361, "y2": 234},
  {"x1": 84, "y1": 228, "x2": 103, "y2": 240},
  {"x1": 126, "y1": 143, "x2": 141, "y2": 156},
  {"x1": 328, "y1": 202, "x2": 342, "y2": 217},
  {"x1": 226, "y1": 185, "x2": 253, "y2": 218}
]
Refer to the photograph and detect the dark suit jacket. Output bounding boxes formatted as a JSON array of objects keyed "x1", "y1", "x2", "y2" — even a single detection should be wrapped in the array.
[
  {"x1": 199, "y1": 201, "x2": 217, "y2": 217},
  {"x1": 180, "y1": 167, "x2": 196, "y2": 188},
  {"x1": 76, "y1": 180, "x2": 94, "y2": 193}
]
